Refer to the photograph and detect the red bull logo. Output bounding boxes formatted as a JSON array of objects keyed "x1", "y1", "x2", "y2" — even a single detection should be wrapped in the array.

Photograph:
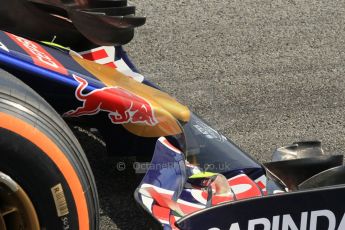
[{"x1": 63, "y1": 74, "x2": 158, "y2": 126}]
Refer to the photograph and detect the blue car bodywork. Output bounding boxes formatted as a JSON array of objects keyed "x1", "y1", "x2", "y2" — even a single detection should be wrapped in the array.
[{"x1": 1, "y1": 2, "x2": 345, "y2": 229}]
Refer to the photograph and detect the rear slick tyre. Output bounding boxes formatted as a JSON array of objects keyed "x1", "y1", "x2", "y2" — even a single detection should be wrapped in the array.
[{"x1": 0, "y1": 68, "x2": 99, "y2": 229}]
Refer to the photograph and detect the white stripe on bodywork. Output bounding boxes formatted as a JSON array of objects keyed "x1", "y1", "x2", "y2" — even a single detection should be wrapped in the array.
[
  {"x1": 190, "y1": 189, "x2": 208, "y2": 205},
  {"x1": 177, "y1": 198, "x2": 206, "y2": 209},
  {"x1": 139, "y1": 183, "x2": 175, "y2": 196},
  {"x1": 231, "y1": 184, "x2": 252, "y2": 194},
  {"x1": 141, "y1": 195, "x2": 154, "y2": 213},
  {"x1": 114, "y1": 59, "x2": 144, "y2": 82}
]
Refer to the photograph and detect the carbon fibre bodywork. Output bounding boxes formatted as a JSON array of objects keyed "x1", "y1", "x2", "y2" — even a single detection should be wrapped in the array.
[{"x1": 0, "y1": 0, "x2": 146, "y2": 48}]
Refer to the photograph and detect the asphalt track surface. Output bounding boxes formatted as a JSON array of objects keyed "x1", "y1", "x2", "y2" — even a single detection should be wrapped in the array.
[{"x1": 77, "y1": 0, "x2": 345, "y2": 229}]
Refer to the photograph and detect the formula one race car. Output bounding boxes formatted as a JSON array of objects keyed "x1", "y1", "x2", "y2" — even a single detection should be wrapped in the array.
[{"x1": 0, "y1": 1, "x2": 344, "y2": 230}]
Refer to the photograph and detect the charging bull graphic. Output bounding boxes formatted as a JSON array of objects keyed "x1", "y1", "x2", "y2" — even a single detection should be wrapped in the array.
[{"x1": 63, "y1": 74, "x2": 158, "y2": 126}]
